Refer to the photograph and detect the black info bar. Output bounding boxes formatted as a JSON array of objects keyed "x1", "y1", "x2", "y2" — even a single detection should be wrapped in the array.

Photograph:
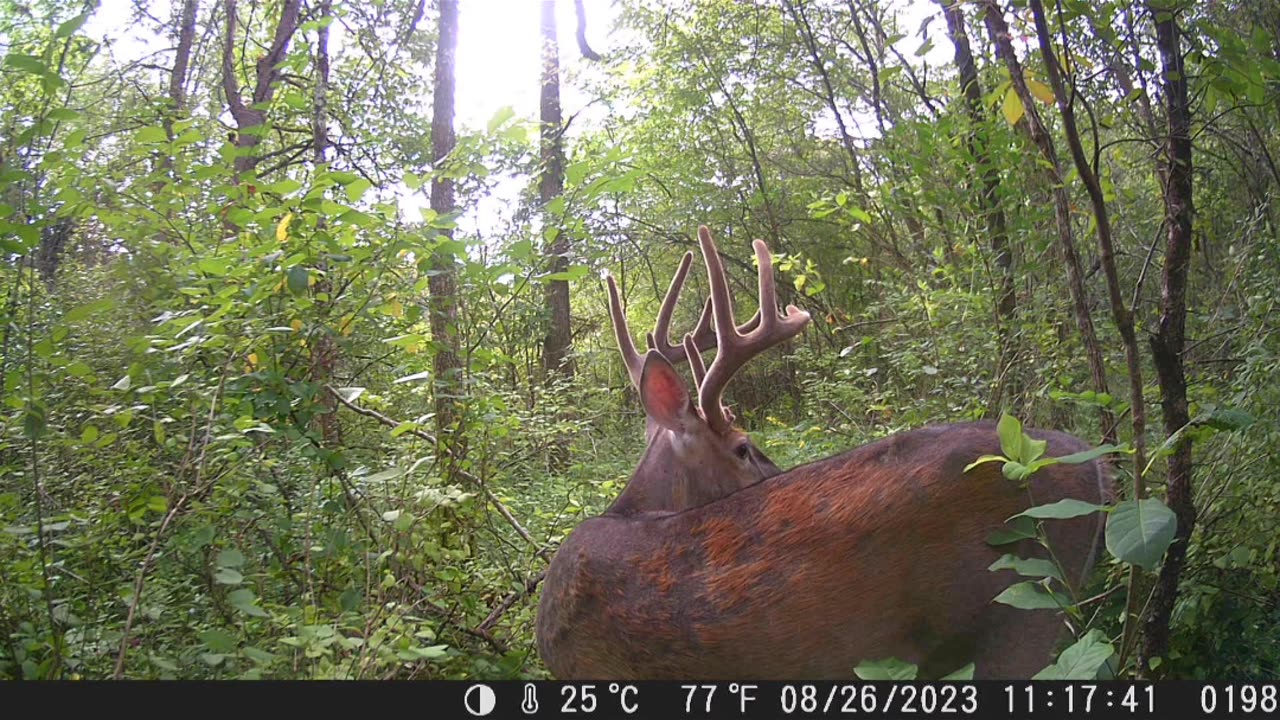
[{"x1": 16, "y1": 680, "x2": 1277, "y2": 719}]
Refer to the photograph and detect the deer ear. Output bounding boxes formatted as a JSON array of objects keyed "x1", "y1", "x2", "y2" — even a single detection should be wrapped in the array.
[{"x1": 640, "y1": 350, "x2": 696, "y2": 432}]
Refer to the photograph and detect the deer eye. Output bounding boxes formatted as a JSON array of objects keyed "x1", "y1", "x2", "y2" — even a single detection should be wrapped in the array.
[{"x1": 734, "y1": 443, "x2": 752, "y2": 460}]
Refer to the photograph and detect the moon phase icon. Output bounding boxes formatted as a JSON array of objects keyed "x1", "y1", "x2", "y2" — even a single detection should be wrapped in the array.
[{"x1": 464, "y1": 684, "x2": 497, "y2": 717}]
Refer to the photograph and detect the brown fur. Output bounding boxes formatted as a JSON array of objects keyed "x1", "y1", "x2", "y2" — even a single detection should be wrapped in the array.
[{"x1": 537, "y1": 421, "x2": 1113, "y2": 680}]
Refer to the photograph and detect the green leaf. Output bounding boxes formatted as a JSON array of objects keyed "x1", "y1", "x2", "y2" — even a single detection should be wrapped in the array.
[
  {"x1": 198, "y1": 628, "x2": 238, "y2": 655},
  {"x1": 487, "y1": 105, "x2": 516, "y2": 132},
  {"x1": 988, "y1": 554, "x2": 1063, "y2": 583},
  {"x1": 4, "y1": 54, "x2": 48, "y2": 75},
  {"x1": 992, "y1": 581, "x2": 1070, "y2": 610},
  {"x1": 1032, "y1": 630, "x2": 1114, "y2": 680},
  {"x1": 146, "y1": 496, "x2": 168, "y2": 513},
  {"x1": 217, "y1": 548, "x2": 246, "y2": 568},
  {"x1": 287, "y1": 265, "x2": 310, "y2": 294},
  {"x1": 197, "y1": 258, "x2": 228, "y2": 276},
  {"x1": 243, "y1": 646, "x2": 278, "y2": 664},
  {"x1": 367, "y1": 468, "x2": 404, "y2": 483},
  {"x1": 1001, "y1": 460, "x2": 1032, "y2": 481},
  {"x1": 1052, "y1": 443, "x2": 1128, "y2": 465},
  {"x1": 214, "y1": 568, "x2": 244, "y2": 585},
  {"x1": 987, "y1": 516, "x2": 1038, "y2": 546},
  {"x1": 1011, "y1": 498, "x2": 1107, "y2": 521},
  {"x1": 23, "y1": 407, "x2": 46, "y2": 439},
  {"x1": 997, "y1": 413, "x2": 1022, "y2": 459},
  {"x1": 134, "y1": 126, "x2": 169, "y2": 144},
  {"x1": 80, "y1": 425, "x2": 99, "y2": 444},
  {"x1": 65, "y1": 299, "x2": 115, "y2": 322},
  {"x1": 964, "y1": 454, "x2": 1006, "y2": 472},
  {"x1": 1105, "y1": 499, "x2": 1177, "y2": 571},
  {"x1": 1200, "y1": 407, "x2": 1255, "y2": 432},
  {"x1": 55, "y1": 12, "x2": 91, "y2": 38},
  {"x1": 345, "y1": 178, "x2": 373, "y2": 203},
  {"x1": 543, "y1": 265, "x2": 589, "y2": 282},
  {"x1": 853, "y1": 657, "x2": 918, "y2": 680},
  {"x1": 228, "y1": 589, "x2": 269, "y2": 618}
]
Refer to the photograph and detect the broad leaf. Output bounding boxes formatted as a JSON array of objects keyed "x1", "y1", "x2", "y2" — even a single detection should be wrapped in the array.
[
  {"x1": 1105, "y1": 499, "x2": 1177, "y2": 571},
  {"x1": 1032, "y1": 630, "x2": 1114, "y2": 680},
  {"x1": 988, "y1": 554, "x2": 1064, "y2": 582},
  {"x1": 853, "y1": 657, "x2": 918, "y2": 680},
  {"x1": 1011, "y1": 498, "x2": 1107, "y2": 521},
  {"x1": 992, "y1": 581, "x2": 1070, "y2": 610},
  {"x1": 986, "y1": 516, "x2": 1037, "y2": 546}
]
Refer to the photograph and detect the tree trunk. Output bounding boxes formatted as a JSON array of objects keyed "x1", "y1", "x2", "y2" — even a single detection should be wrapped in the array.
[
  {"x1": 310, "y1": 0, "x2": 342, "y2": 450},
  {"x1": 166, "y1": 0, "x2": 199, "y2": 137},
  {"x1": 429, "y1": 0, "x2": 463, "y2": 456},
  {"x1": 980, "y1": 0, "x2": 1117, "y2": 445},
  {"x1": 540, "y1": 0, "x2": 573, "y2": 384},
  {"x1": 221, "y1": 0, "x2": 302, "y2": 178},
  {"x1": 1142, "y1": 0, "x2": 1196, "y2": 674}
]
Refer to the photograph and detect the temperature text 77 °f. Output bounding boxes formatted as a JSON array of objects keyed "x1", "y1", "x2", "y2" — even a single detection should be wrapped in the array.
[
  {"x1": 558, "y1": 683, "x2": 640, "y2": 714},
  {"x1": 684, "y1": 684, "x2": 759, "y2": 714}
]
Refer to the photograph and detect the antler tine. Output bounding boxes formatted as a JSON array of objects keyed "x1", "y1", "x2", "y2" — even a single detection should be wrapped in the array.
[
  {"x1": 696, "y1": 225, "x2": 811, "y2": 433},
  {"x1": 606, "y1": 273, "x2": 645, "y2": 389},
  {"x1": 682, "y1": 332, "x2": 707, "y2": 390},
  {"x1": 647, "y1": 252, "x2": 761, "y2": 366},
  {"x1": 647, "y1": 252, "x2": 718, "y2": 364}
]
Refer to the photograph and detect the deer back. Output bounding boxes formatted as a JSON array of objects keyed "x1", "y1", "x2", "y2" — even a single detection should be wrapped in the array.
[{"x1": 536, "y1": 420, "x2": 1112, "y2": 680}]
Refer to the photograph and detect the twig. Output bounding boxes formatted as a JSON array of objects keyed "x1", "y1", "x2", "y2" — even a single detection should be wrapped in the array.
[{"x1": 477, "y1": 569, "x2": 548, "y2": 634}]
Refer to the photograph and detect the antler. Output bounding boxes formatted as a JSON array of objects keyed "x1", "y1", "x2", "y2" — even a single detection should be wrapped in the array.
[
  {"x1": 695, "y1": 225, "x2": 811, "y2": 434},
  {"x1": 606, "y1": 243, "x2": 758, "y2": 390}
]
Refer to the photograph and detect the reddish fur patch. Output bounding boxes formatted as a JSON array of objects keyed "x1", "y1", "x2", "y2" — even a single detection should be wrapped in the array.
[
  {"x1": 702, "y1": 558, "x2": 770, "y2": 613},
  {"x1": 692, "y1": 515, "x2": 747, "y2": 568},
  {"x1": 761, "y1": 479, "x2": 821, "y2": 536},
  {"x1": 637, "y1": 551, "x2": 676, "y2": 595}
]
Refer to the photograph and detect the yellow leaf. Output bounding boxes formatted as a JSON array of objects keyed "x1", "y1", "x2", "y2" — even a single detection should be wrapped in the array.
[
  {"x1": 387, "y1": 299, "x2": 404, "y2": 318},
  {"x1": 247, "y1": 352, "x2": 259, "y2": 368},
  {"x1": 276, "y1": 212, "x2": 293, "y2": 242},
  {"x1": 339, "y1": 314, "x2": 355, "y2": 336},
  {"x1": 1026, "y1": 76, "x2": 1055, "y2": 104},
  {"x1": 1001, "y1": 87, "x2": 1025, "y2": 126},
  {"x1": 290, "y1": 318, "x2": 303, "y2": 332}
]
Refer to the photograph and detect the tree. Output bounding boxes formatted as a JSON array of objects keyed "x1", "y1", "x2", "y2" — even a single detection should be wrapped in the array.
[{"x1": 428, "y1": 0, "x2": 463, "y2": 453}]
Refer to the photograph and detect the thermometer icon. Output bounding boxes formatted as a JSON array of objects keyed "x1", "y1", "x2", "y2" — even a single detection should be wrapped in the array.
[{"x1": 521, "y1": 683, "x2": 539, "y2": 714}]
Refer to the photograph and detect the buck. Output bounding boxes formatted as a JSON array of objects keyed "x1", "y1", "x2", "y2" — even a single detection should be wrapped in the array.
[{"x1": 536, "y1": 226, "x2": 1113, "y2": 679}]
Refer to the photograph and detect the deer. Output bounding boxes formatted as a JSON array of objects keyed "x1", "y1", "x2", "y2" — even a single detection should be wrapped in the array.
[{"x1": 535, "y1": 225, "x2": 1114, "y2": 680}]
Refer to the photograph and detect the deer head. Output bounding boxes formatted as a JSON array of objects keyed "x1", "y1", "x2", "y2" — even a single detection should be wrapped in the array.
[{"x1": 605, "y1": 226, "x2": 810, "y2": 514}]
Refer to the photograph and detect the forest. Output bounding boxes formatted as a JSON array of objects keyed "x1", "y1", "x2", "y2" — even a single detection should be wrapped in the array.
[{"x1": 0, "y1": 0, "x2": 1277, "y2": 682}]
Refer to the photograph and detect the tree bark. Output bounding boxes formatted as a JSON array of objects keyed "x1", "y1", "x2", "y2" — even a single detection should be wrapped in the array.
[
  {"x1": 540, "y1": 0, "x2": 573, "y2": 382},
  {"x1": 167, "y1": 0, "x2": 199, "y2": 131},
  {"x1": 980, "y1": 0, "x2": 1117, "y2": 445},
  {"x1": 936, "y1": 0, "x2": 1017, "y2": 404},
  {"x1": 221, "y1": 0, "x2": 302, "y2": 178},
  {"x1": 311, "y1": 0, "x2": 341, "y2": 450},
  {"x1": 1142, "y1": 0, "x2": 1196, "y2": 674},
  {"x1": 429, "y1": 0, "x2": 463, "y2": 454}
]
